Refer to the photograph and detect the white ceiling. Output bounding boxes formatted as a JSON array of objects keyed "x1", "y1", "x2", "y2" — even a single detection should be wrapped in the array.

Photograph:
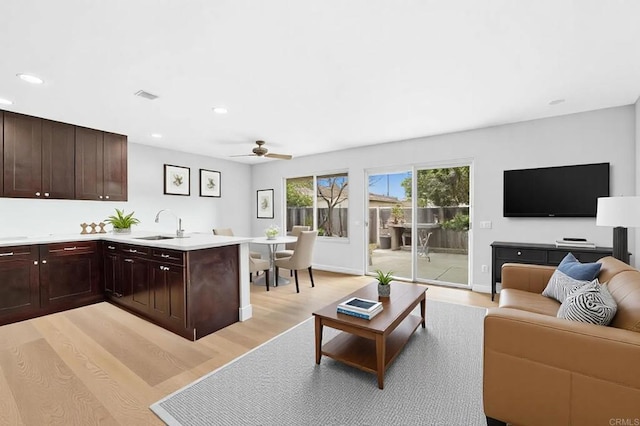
[{"x1": 1, "y1": 1, "x2": 639, "y2": 164}]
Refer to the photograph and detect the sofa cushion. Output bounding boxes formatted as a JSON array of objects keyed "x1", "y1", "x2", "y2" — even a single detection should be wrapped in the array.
[
  {"x1": 606, "y1": 270, "x2": 640, "y2": 332},
  {"x1": 499, "y1": 288, "x2": 561, "y2": 316},
  {"x1": 557, "y1": 281, "x2": 617, "y2": 326},
  {"x1": 542, "y1": 269, "x2": 590, "y2": 303},
  {"x1": 557, "y1": 252, "x2": 601, "y2": 281}
]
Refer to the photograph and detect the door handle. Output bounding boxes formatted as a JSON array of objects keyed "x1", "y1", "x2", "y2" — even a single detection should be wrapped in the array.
[
  {"x1": 63, "y1": 247, "x2": 78, "y2": 251},
  {"x1": 0, "y1": 252, "x2": 14, "y2": 257},
  {"x1": 124, "y1": 259, "x2": 134, "y2": 263}
]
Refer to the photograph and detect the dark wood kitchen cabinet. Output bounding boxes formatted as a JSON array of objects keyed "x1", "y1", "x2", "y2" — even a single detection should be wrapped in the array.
[
  {"x1": 103, "y1": 243, "x2": 120, "y2": 296},
  {"x1": 0, "y1": 245, "x2": 40, "y2": 326},
  {"x1": 39, "y1": 241, "x2": 102, "y2": 310},
  {"x1": 75, "y1": 128, "x2": 127, "y2": 201},
  {"x1": 106, "y1": 243, "x2": 151, "y2": 315},
  {"x1": 100, "y1": 241, "x2": 237, "y2": 340},
  {"x1": 2, "y1": 112, "x2": 42, "y2": 198},
  {"x1": 149, "y1": 248, "x2": 186, "y2": 328},
  {"x1": 2, "y1": 112, "x2": 75, "y2": 199}
]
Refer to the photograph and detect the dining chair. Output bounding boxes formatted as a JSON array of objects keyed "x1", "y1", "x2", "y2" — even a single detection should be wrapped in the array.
[
  {"x1": 275, "y1": 225, "x2": 310, "y2": 259},
  {"x1": 274, "y1": 230, "x2": 318, "y2": 293},
  {"x1": 249, "y1": 256, "x2": 271, "y2": 291},
  {"x1": 213, "y1": 228, "x2": 262, "y2": 259}
]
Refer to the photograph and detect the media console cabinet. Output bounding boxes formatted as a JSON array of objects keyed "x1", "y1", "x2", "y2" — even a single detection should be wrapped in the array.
[{"x1": 490, "y1": 241, "x2": 614, "y2": 301}]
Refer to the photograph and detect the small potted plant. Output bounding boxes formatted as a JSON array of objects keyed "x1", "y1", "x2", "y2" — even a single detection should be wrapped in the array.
[
  {"x1": 265, "y1": 224, "x2": 279, "y2": 240},
  {"x1": 375, "y1": 269, "x2": 393, "y2": 298},
  {"x1": 105, "y1": 208, "x2": 140, "y2": 234},
  {"x1": 391, "y1": 204, "x2": 405, "y2": 224}
]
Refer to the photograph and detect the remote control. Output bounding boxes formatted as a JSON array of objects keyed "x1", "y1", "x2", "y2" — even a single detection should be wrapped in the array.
[{"x1": 563, "y1": 237, "x2": 587, "y2": 242}]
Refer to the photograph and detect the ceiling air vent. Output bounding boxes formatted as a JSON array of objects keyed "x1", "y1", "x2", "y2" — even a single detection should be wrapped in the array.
[{"x1": 134, "y1": 90, "x2": 159, "y2": 100}]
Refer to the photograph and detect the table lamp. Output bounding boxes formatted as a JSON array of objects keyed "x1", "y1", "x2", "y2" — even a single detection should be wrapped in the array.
[{"x1": 596, "y1": 196, "x2": 640, "y2": 264}]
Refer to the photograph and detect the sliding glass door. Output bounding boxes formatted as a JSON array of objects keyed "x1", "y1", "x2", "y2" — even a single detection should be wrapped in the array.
[
  {"x1": 413, "y1": 166, "x2": 470, "y2": 286},
  {"x1": 366, "y1": 164, "x2": 470, "y2": 287},
  {"x1": 366, "y1": 170, "x2": 412, "y2": 280}
]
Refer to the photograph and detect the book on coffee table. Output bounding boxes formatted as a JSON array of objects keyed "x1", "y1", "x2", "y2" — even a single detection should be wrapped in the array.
[
  {"x1": 337, "y1": 297, "x2": 383, "y2": 319},
  {"x1": 337, "y1": 306, "x2": 382, "y2": 320},
  {"x1": 339, "y1": 297, "x2": 382, "y2": 313}
]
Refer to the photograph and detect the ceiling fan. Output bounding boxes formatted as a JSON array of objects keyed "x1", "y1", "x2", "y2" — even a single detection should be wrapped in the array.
[{"x1": 231, "y1": 140, "x2": 293, "y2": 160}]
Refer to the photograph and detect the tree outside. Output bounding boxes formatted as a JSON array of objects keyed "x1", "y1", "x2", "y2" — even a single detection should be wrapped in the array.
[{"x1": 401, "y1": 167, "x2": 469, "y2": 207}]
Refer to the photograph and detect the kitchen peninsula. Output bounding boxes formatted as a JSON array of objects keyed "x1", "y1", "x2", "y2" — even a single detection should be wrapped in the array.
[{"x1": 0, "y1": 232, "x2": 252, "y2": 340}]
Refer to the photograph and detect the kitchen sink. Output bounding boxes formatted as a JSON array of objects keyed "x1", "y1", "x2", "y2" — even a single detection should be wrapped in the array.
[{"x1": 135, "y1": 235, "x2": 175, "y2": 240}]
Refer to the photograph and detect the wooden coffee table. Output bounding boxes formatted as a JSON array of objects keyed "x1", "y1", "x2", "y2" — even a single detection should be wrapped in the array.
[{"x1": 312, "y1": 281, "x2": 427, "y2": 389}]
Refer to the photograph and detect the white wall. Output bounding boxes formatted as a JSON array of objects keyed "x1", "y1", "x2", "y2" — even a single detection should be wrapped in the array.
[
  {"x1": 250, "y1": 106, "x2": 636, "y2": 290},
  {"x1": 0, "y1": 143, "x2": 252, "y2": 237}
]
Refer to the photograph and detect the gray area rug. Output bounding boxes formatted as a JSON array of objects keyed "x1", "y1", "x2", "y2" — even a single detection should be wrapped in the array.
[{"x1": 151, "y1": 300, "x2": 487, "y2": 425}]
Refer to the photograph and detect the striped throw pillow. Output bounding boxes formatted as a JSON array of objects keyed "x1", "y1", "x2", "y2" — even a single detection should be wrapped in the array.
[
  {"x1": 557, "y1": 281, "x2": 617, "y2": 326},
  {"x1": 542, "y1": 269, "x2": 590, "y2": 303}
]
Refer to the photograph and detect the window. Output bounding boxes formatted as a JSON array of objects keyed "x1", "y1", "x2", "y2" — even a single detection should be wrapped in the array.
[{"x1": 285, "y1": 172, "x2": 348, "y2": 238}]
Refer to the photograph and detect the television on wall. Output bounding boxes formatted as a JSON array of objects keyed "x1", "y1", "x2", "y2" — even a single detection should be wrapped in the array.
[{"x1": 503, "y1": 162, "x2": 610, "y2": 218}]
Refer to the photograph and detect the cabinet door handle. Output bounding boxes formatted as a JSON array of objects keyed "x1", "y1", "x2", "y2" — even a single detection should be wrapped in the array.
[
  {"x1": 124, "y1": 259, "x2": 134, "y2": 263},
  {"x1": 35, "y1": 192, "x2": 41, "y2": 196},
  {"x1": 44, "y1": 192, "x2": 50, "y2": 197},
  {"x1": 105, "y1": 195, "x2": 110, "y2": 199},
  {"x1": 99, "y1": 195, "x2": 103, "y2": 199},
  {"x1": 107, "y1": 245, "x2": 116, "y2": 250},
  {"x1": 64, "y1": 247, "x2": 78, "y2": 251},
  {"x1": 0, "y1": 252, "x2": 14, "y2": 257},
  {"x1": 34, "y1": 260, "x2": 38, "y2": 265},
  {"x1": 127, "y1": 249, "x2": 137, "y2": 253},
  {"x1": 161, "y1": 254, "x2": 170, "y2": 258},
  {"x1": 42, "y1": 260, "x2": 47, "y2": 264},
  {"x1": 517, "y1": 251, "x2": 522, "y2": 256}
]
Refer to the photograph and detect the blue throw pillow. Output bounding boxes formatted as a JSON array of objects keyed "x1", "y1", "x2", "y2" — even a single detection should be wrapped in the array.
[{"x1": 557, "y1": 252, "x2": 601, "y2": 281}]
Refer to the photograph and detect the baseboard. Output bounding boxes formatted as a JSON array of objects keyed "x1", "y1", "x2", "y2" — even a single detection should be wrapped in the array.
[
  {"x1": 239, "y1": 304, "x2": 253, "y2": 321},
  {"x1": 472, "y1": 283, "x2": 491, "y2": 293},
  {"x1": 312, "y1": 264, "x2": 363, "y2": 276}
]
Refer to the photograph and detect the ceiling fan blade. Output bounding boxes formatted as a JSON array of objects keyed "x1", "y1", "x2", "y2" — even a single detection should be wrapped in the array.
[
  {"x1": 265, "y1": 153, "x2": 293, "y2": 160},
  {"x1": 230, "y1": 154, "x2": 257, "y2": 157}
]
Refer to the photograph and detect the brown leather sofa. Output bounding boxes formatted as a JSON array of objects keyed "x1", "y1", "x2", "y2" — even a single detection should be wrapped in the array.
[{"x1": 483, "y1": 256, "x2": 640, "y2": 426}]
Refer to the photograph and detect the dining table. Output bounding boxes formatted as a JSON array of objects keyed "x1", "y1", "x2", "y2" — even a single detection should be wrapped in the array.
[{"x1": 251, "y1": 235, "x2": 297, "y2": 286}]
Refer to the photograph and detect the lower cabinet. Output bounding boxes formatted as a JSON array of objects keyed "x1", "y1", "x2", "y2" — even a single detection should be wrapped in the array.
[
  {"x1": 39, "y1": 241, "x2": 102, "y2": 310},
  {"x1": 101, "y1": 241, "x2": 236, "y2": 340},
  {"x1": 149, "y1": 261, "x2": 186, "y2": 328},
  {"x1": 104, "y1": 242, "x2": 187, "y2": 333},
  {"x1": 0, "y1": 241, "x2": 102, "y2": 326},
  {"x1": 0, "y1": 245, "x2": 40, "y2": 325}
]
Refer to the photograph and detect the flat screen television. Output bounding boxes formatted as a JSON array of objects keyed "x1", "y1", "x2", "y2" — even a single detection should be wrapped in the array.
[{"x1": 503, "y1": 162, "x2": 610, "y2": 217}]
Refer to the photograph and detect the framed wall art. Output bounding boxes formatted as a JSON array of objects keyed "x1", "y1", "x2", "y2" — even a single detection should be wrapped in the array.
[
  {"x1": 199, "y1": 169, "x2": 221, "y2": 197},
  {"x1": 164, "y1": 164, "x2": 191, "y2": 196},
  {"x1": 257, "y1": 189, "x2": 274, "y2": 219}
]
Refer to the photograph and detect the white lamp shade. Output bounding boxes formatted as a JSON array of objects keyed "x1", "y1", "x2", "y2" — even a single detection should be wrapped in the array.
[{"x1": 596, "y1": 196, "x2": 640, "y2": 227}]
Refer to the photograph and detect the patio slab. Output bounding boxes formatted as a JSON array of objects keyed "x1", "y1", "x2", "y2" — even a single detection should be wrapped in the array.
[{"x1": 369, "y1": 249, "x2": 468, "y2": 285}]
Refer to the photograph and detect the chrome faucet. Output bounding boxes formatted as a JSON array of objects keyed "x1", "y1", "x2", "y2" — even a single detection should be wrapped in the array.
[{"x1": 154, "y1": 209, "x2": 185, "y2": 238}]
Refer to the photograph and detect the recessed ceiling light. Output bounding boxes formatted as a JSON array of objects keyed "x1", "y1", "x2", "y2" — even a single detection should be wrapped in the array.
[
  {"x1": 0, "y1": 98, "x2": 14, "y2": 105},
  {"x1": 549, "y1": 99, "x2": 565, "y2": 105},
  {"x1": 151, "y1": 133, "x2": 162, "y2": 138},
  {"x1": 17, "y1": 73, "x2": 44, "y2": 84},
  {"x1": 213, "y1": 107, "x2": 228, "y2": 114}
]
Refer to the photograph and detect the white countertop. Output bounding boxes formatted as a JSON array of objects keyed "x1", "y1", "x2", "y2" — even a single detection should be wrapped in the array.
[{"x1": 0, "y1": 231, "x2": 253, "y2": 251}]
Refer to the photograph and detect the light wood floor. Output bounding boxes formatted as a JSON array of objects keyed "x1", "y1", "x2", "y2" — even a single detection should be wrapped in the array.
[{"x1": 0, "y1": 271, "x2": 497, "y2": 425}]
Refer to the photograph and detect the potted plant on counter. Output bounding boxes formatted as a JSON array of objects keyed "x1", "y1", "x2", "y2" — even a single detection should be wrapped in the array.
[
  {"x1": 375, "y1": 269, "x2": 393, "y2": 298},
  {"x1": 105, "y1": 208, "x2": 140, "y2": 234}
]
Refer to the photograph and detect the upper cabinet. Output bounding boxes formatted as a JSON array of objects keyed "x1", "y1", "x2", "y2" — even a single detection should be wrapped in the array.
[
  {"x1": 75, "y1": 128, "x2": 127, "y2": 201},
  {"x1": 0, "y1": 110, "x2": 127, "y2": 201},
  {"x1": 2, "y1": 112, "x2": 43, "y2": 198}
]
